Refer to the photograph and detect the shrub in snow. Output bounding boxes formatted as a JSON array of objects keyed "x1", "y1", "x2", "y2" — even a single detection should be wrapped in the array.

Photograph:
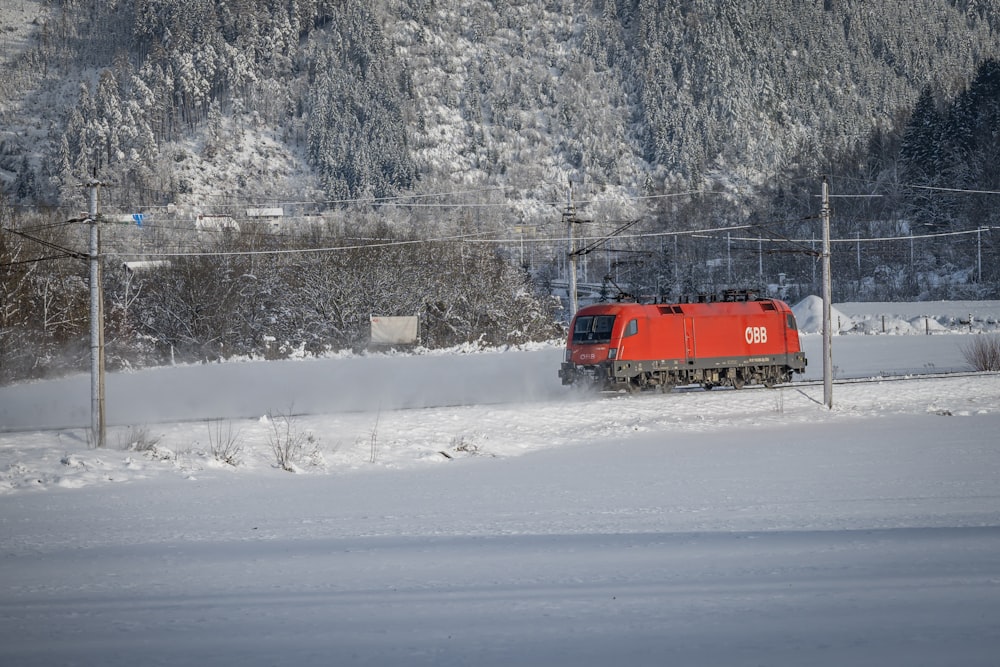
[
  {"x1": 266, "y1": 410, "x2": 314, "y2": 472},
  {"x1": 207, "y1": 420, "x2": 243, "y2": 466},
  {"x1": 366, "y1": 412, "x2": 381, "y2": 464},
  {"x1": 961, "y1": 334, "x2": 1000, "y2": 371},
  {"x1": 117, "y1": 426, "x2": 162, "y2": 452},
  {"x1": 451, "y1": 435, "x2": 484, "y2": 456}
]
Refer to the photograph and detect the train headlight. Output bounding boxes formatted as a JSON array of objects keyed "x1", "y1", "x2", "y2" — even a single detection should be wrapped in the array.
[{"x1": 608, "y1": 348, "x2": 617, "y2": 360}]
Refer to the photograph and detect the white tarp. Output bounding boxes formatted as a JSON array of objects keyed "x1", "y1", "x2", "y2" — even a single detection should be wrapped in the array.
[{"x1": 370, "y1": 315, "x2": 419, "y2": 345}]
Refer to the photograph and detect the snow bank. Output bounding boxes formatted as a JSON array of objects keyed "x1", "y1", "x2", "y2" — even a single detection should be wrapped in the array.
[
  {"x1": 791, "y1": 295, "x2": 852, "y2": 333},
  {"x1": 792, "y1": 296, "x2": 1000, "y2": 335}
]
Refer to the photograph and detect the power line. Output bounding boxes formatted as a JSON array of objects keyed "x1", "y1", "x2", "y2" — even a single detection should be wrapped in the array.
[
  {"x1": 107, "y1": 230, "x2": 495, "y2": 260},
  {"x1": 0, "y1": 254, "x2": 79, "y2": 268},
  {"x1": 835, "y1": 175, "x2": 1000, "y2": 196},
  {"x1": 6, "y1": 188, "x2": 995, "y2": 265},
  {"x1": 1, "y1": 226, "x2": 88, "y2": 260},
  {"x1": 900, "y1": 183, "x2": 1000, "y2": 195},
  {"x1": 91, "y1": 221, "x2": 1000, "y2": 261},
  {"x1": 726, "y1": 225, "x2": 998, "y2": 245}
]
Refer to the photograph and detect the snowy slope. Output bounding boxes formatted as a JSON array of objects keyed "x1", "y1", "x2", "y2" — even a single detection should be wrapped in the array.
[{"x1": 0, "y1": 1, "x2": 46, "y2": 66}]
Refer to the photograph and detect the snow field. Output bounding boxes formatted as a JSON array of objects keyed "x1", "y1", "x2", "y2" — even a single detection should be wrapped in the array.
[
  {"x1": 2, "y1": 405, "x2": 999, "y2": 666},
  {"x1": 1, "y1": 304, "x2": 999, "y2": 665},
  {"x1": 1, "y1": 367, "x2": 996, "y2": 494}
]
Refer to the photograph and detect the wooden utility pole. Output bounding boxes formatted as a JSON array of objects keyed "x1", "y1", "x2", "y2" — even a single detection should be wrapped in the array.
[
  {"x1": 821, "y1": 177, "x2": 833, "y2": 410},
  {"x1": 87, "y1": 180, "x2": 106, "y2": 447}
]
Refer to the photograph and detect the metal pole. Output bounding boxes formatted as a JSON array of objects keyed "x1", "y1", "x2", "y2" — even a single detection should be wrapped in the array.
[
  {"x1": 674, "y1": 234, "x2": 679, "y2": 286},
  {"x1": 566, "y1": 183, "x2": 578, "y2": 316},
  {"x1": 978, "y1": 227, "x2": 982, "y2": 283},
  {"x1": 821, "y1": 177, "x2": 833, "y2": 409},
  {"x1": 856, "y1": 231, "x2": 861, "y2": 287},
  {"x1": 88, "y1": 180, "x2": 106, "y2": 447},
  {"x1": 758, "y1": 235, "x2": 763, "y2": 287},
  {"x1": 727, "y1": 232, "x2": 732, "y2": 284},
  {"x1": 811, "y1": 235, "x2": 816, "y2": 287}
]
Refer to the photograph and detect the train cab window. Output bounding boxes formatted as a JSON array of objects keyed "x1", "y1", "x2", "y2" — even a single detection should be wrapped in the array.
[
  {"x1": 572, "y1": 315, "x2": 616, "y2": 344},
  {"x1": 786, "y1": 314, "x2": 797, "y2": 330},
  {"x1": 624, "y1": 318, "x2": 638, "y2": 337}
]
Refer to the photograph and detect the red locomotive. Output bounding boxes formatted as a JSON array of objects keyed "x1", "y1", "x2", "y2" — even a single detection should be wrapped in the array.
[{"x1": 559, "y1": 290, "x2": 807, "y2": 392}]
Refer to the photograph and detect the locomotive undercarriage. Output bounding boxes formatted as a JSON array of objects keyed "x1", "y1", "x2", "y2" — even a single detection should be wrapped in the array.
[
  {"x1": 613, "y1": 365, "x2": 793, "y2": 393},
  {"x1": 561, "y1": 358, "x2": 801, "y2": 393},
  {"x1": 659, "y1": 365, "x2": 791, "y2": 392}
]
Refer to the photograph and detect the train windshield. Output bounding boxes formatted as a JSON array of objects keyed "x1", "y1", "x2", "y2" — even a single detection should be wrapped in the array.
[{"x1": 572, "y1": 315, "x2": 616, "y2": 344}]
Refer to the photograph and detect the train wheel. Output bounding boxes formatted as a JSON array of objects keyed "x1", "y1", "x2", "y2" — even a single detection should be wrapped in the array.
[
  {"x1": 702, "y1": 382, "x2": 716, "y2": 391},
  {"x1": 732, "y1": 374, "x2": 745, "y2": 390}
]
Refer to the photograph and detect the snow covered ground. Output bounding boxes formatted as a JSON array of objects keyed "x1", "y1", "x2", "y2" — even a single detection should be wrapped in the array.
[{"x1": 1, "y1": 300, "x2": 1000, "y2": 666}]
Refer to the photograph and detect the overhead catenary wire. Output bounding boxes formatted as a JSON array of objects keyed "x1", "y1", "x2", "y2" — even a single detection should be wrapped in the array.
[
  {"x1": 728, "y1": 225, "x2": 998, "y2": 245},
  {"x1": 116, "y1": 178, "x2": 997, "y2": 216},
  {"x1": 5, "y1": 211, "x2": 996, "y2": 266},
  {"x1": 99, "y1": 223, "x2": 764, "y2": 260},
  {"x1": 87, "y1": 221, "x2": 1000, "y2": 261},
  {"x1": 4, "y1": 181, "x2": 998, "y2": 265},
  {"x1": 105, "y1": 230, "x2": 497, "y2": 260}
]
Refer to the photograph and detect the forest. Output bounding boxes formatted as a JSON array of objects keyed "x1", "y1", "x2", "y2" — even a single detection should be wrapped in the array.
[{"x1": 1, "y1": 0, "x2": 999, "y2": 382}]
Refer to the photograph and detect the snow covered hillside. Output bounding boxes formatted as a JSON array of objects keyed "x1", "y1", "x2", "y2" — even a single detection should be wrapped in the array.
[
  {"x1": 0, "y1": 1, "x2": 46, "y2": 64},
  {"x1": 0, "y1": 300, "x2": 998, "y2": 666}
]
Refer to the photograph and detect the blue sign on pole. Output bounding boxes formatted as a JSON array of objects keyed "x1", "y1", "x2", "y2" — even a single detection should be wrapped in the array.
[{"x1": 132, "y1": 213, "x2": 144, "y2": 227}]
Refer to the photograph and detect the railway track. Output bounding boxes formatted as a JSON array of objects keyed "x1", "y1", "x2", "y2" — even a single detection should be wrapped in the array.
[
  {"x1": 795, "y1": 368, "x2": 996, "y2": 387},
  {"x1": 4, "y1": 368, "x2": 995, "y2": 435},
  {"x1": 664, "y1": 367, "x2": 996, "y2": 395}
]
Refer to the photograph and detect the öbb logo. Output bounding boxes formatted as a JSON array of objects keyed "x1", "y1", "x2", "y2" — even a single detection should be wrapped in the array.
[{"x1": 745, "y1": 326, "x2": 768, "y2": 344}]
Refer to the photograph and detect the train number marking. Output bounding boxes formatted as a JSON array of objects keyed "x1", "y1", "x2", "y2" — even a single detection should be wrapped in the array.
[{"x1": 745, "y1": 326, "x2": 768, "y2": 344}]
